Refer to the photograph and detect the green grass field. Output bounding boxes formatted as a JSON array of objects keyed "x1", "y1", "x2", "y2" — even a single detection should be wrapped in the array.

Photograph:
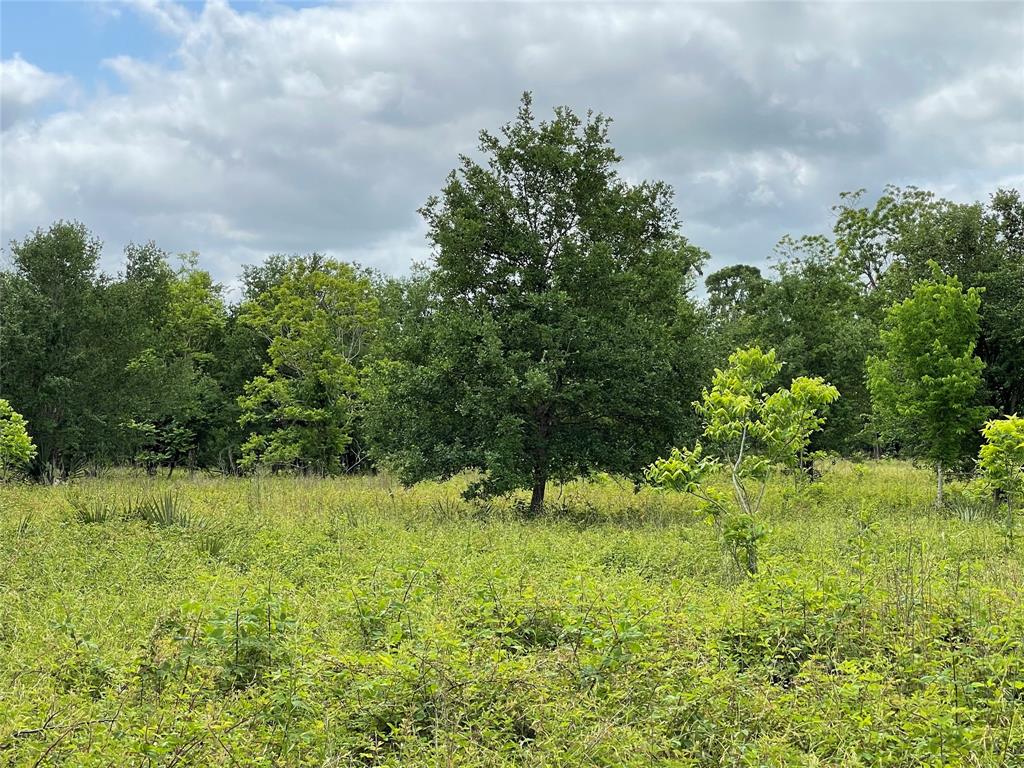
[{"x1": 2, "y1": 462, "x2": 1022, "y2": 766}]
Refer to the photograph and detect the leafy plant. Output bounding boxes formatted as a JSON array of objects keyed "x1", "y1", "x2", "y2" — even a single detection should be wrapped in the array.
[
  {"x1": 195, "y1": 595, "x2": 295, "y2": 691},
  {"x1": 977, "y1": 414, "x2": 1024, "y2": 548},
  {"x1": 195, "y1": 528, "x2": 231, "y2": 558},
  {"x1": 125, "y1": 417, "x2": 196, "y2": 477},
  {"x1": 237, "y1": 254, "x2": 378, "y2": 475},
  {"x1": 127, "y1": 490, "x2": 195, "y2": 528},
  {"x1": 943, "y1": 488, "x2": 994, "y2": 523},
  {"x1": 67, "y1": 492, "x2": 118, "y2": 524},
  {"x1": 867, "y1": 261, "x2": 990, "y2": 505},
  {"x1": 0, "y1": 398, "x2": 36, "y2": 480},
  {"x1": 364, "y1": 93, "x2": 706, "y2": 516},
  {"x1": 647, "y1": 347, "x2": 838, "y2": 574}
]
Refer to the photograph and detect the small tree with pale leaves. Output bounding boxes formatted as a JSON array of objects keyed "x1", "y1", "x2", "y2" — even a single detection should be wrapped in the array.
[
  {"x1": 646, "y1": 347, "x2": 838, "y2": 575},
  {"x1": 977, "y1": 415, "x2": 1024, "y2": 548},
  {"x1": 0, "y1": 399, "x2": 36, "y2": 480}
]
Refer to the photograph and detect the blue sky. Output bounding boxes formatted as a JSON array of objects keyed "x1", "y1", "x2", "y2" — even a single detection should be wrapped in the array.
[
  {"x1": 2, "y1": 2, "x2": 174, "y2": 90},
  {"x1": 2, "y1": 1, "x2": 1022, "y2": 286},
  {"x1": 1, "y1": 2, "x2": 325, "y2": 92}
]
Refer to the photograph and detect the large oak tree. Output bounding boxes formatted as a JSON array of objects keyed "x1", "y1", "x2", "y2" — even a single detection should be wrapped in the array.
[{"x1": 366, "y1": 94, "x2": 705, "y2": 513}]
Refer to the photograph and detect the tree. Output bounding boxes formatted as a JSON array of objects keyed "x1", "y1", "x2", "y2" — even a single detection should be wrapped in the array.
[
  {"x1": 237, "y1": 254, "x2": 378, "y2": 475},
  {"x1": 977, "y1": 415, "x2": 1024, "y2": 546},
  {"x1": 875, "y1": 190, "x2": 1024, "y2": 417},
  {"x1": 701, "y1": 264, "x2": 768, "y2": 366},
  {"x1": 646, "y1": 347, "x2": 839, "y2": 574},
  {"x1": 366, "y1": 94, "x2": 705, "y2": 514},
  {"x1": 828, "y1": 186, "x2": 1024, "y2": 417},
  {"x1": 107, "y1": 244, "x2": 196, "y2": 474},
  {"x1": 0, "y1": 221, "x2": 105, "y2": 479},
  {"x1": 698, "y1": 236, "x2": 875, "y2": 454},
  {"x1": 867, "y1": 262, "x2": 989, "y2": 504},
  {"x1": 831, "y1": 185, "x2": 939, "y2": 294},
  {"x1": 985, "y1": 189, "x2": 1024, "y2": 414},
  {"x1": 759, "y1": 239, "x2": 877, "y2": 454},
  {"x1": 0, "y1": 399, "x2": 36, "y2": 479},
  {"x1": 704, "y1": 264, "x2": 767, "y2": 325}
]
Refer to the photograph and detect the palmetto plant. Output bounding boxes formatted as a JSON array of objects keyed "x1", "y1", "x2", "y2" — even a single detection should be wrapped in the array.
[
  {"x1": 195, "y1": 528, "x2": 231, "y2": 558},
  {"x1": 67, "y1": 493, "x2": 118, "y2": 524},
  {"x1": 127, "y1": 490, "x2": 195, "y2": 528}
]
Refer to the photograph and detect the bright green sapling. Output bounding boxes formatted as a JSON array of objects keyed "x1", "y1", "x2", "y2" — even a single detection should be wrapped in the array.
[
  {"x1": 0, "y1": 398, "x2": 36, "y2": 480},
  {"x1": 867, "y1": 261, "x2": 989, "y2": 505},
  {"x1": 977, "y1": 414, "x2": 1024, "y2": 548},
  {"x1": 646, "y1": 347, "x2": 838, "y2": 574}
]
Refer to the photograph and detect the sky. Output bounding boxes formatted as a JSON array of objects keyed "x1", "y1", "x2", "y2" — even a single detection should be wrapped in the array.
[{"x1": 1, "y1": 0, "x2": 1022, "y2": 292}]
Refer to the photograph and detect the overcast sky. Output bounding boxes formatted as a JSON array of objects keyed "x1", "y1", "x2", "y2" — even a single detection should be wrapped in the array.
[{"x1": 2, "y1": 0, "x2": 1022, "y2": 292}]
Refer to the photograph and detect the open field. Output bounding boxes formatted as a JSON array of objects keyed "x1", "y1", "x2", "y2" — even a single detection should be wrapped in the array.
[{"x1": 2, "y1": 462, "x2": 1023, "y2": 767}]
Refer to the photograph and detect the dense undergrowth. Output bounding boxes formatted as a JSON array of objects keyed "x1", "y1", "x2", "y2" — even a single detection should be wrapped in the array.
[{"x1": 1, "y1": 462, "x2": 1022, "y2": 766}]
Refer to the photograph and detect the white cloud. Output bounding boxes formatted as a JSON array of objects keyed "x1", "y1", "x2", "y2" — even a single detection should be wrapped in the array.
[
  {"x1": 1, "y1": 0, "x2": 1021, "y2": 282},
  {"x1": 0, "y1": 55, "x2": 73, "y2": 128},
  {"x1": 125, "y1": 0, "x2": 194, "y2": 36}
]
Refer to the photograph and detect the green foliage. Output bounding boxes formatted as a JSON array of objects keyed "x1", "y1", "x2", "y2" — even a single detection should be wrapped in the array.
[
  {"x1": 0, "y1": 227, "x2": 239, "y2": 479},
  {"x1": 189, "y1": 595, "x2": 295, "y2": 691},
  {"x1": 128, "y1": 490, "x2": 195, "y2": 528},
  {"x1": 125, "y1": 418, "x2": 196, "y2": 476},
  {"x1": 977, "y1": 415, "x2": 1024, "y2": 546},
  {"x1": 0, "y1": 222, "x2": 106, "y2": 478},
  {"x1": 2, "y1": 154, "x2": 1021, "y2": 493},
  {"x1": 702, "y1": 185, "x2": 1024, "y2": 455},
  {"x1": 66, "y1": 492, "x2": 118, "y2": 524},
  {"x1": 237, "y1": 254, "x2": 378, "y2": 475},
  {"x1": 867, "y1": 262, "x2": 990, "y2": 501},
  {"x1": 978, "y1": 415, "x2": 1024, "y2": 504},
  {"x1": 366, "y1": 93, "x2": 705, "y2": 513},
  {"x1": 0, "y1": 399, "x2": 36, "y2": 479},
  {"x1": 3, "y1": 467, "x2": 1024, "y2": 766},
  {"x1": 648, "y1": 347, "x2": 838, "y2": 574},
  {"x1": 874, "y1": 188, "x2": 1024, "y2": 417}
]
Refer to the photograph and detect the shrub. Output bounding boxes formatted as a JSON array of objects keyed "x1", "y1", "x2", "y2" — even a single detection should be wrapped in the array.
[{"x1": 0, "y1": 398, "x2": 36, "y2": 480}]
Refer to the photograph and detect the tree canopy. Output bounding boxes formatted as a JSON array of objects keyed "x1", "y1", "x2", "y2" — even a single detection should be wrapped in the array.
[
  {"x1": 366, "y1": 94, "x2": 705, "y2": 513},
  {"x1": 0, "y1": 100, "x2": 1020, "y2": 497},
  {"x1": 867, "y1": 262, "x2": 990, "y2": 503}
]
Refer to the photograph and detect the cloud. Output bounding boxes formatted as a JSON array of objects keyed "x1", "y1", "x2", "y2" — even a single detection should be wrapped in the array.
[
  {"x1": 0, "y1": 55, "x2": 72, "y2": 129},
  {"x1": 1, "y1": 0, "x2": 1021, "y2": 284}
]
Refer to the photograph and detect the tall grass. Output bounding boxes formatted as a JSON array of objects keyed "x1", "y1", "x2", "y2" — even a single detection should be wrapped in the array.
[{"x1": 0, "y1": 462, "x2": 1021, "y2": 766}]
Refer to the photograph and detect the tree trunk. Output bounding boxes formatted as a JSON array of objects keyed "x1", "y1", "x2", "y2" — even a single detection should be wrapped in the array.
[
  {"x1": 530, "y1": 404, "x2": 550, "y2": 517},
  {"x1": 1007, "y1": 494, "x2": 1015, "y2": 549},
  {"x1": 936, "y1": 460, "x2": 944, "y2": 507},
  {"x1": 529, "y1": 473, "x2": 546, "y2": 517},
  {"x1": 746, "y1": 544, "x2": 758, "y2": 576}
]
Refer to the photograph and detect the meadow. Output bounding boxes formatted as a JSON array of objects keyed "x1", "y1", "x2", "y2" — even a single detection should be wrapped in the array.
[{"x1": 2, "y1": 462, "x2": 1022, "y2": 767}]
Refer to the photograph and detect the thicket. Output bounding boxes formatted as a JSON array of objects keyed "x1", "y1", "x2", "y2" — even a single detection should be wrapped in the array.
[{"x1": 1, "y1": 96, "x2": 1021, "y2": 506}]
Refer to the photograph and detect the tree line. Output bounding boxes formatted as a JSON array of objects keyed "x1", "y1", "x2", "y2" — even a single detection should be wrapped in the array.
[{"x1": 2, "y1": 95, "x2": 1022, "y2": 511}]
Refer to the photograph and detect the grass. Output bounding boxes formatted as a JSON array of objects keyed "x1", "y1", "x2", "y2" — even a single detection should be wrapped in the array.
[{"x1": 0, "y1": 461, "x2": 1022, "y2": 766}]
